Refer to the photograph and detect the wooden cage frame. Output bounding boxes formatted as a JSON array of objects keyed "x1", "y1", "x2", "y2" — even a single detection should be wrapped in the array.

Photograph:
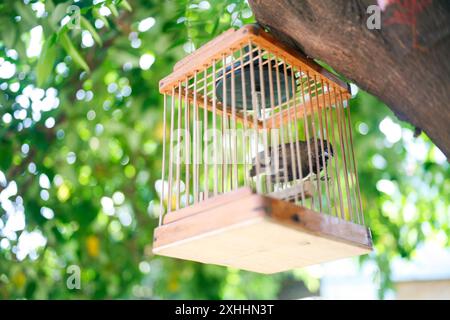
[{"x1": 153, "y1": 25, "x2": 372, "y2": 274}]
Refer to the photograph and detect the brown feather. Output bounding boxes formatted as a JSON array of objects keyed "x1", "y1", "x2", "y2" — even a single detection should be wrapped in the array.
[{"x1": 249, "y1": 138, "x2": 333, "y2": 183}]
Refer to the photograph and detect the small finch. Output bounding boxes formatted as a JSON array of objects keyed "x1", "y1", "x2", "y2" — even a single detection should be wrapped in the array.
[{"x1": 249, "y1": 138, "x2": 334, "y2": 183}]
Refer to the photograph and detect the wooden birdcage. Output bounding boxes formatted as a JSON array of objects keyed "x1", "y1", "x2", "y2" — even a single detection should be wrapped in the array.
[{"x1": 152, "y1": 25, "x2": 372, "y2": 274}]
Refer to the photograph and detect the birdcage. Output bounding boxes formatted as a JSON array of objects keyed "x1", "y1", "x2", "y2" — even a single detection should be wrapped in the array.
[{"x1": 152, "y1": 25, "x2": 372, "y2": 274}]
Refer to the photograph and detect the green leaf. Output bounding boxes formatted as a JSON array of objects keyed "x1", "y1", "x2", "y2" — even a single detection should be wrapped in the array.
[
  {"x1": 45, "y1": 0, "x2": 55, "y2": 13},
  {"x1": 211, "y1": 17, "x2": 221, "y2": 37},
  {"x1": 166, "y1": 37, "x2": 187, "y2": 51},
  {"x1": 107, "y1": 48, "x2": 139, "y2": 66},
  {"x1": 14, "y1": 2, "x2": 36, "y2": 29},
  {"x1": 37, "y1": 34, "x2": 57, "y2": 87},
  {"x1": 51, "y1": 2, "x2": 71, "y2": 29},
  {"x1": 93, "y1": 8, "x2": 110, "y2": 29},
  {"x1": 14, "y1": 39, "x2": 27, "y2": 59},
  {"x1": 119, "y1": 0, "x2": 132, "y2": 12},
  {"x1": 80, "y1": 16, "x2": 102, "y2": 46},
  {"x1": 1, "y1": 19, "x2": 17, "y2": 48},
  {"x1": 25, "y1": 281, "x2": 37, "y2": 298},
  {"x1": 107, "y1": 3, "x2": 119, "y2": 17},
  {"x1": 0, "y1": 138, "x2": 13, "y2": 171},
  {"x1": 59, "y1": 32, "x2": 90, "y2": 72}
]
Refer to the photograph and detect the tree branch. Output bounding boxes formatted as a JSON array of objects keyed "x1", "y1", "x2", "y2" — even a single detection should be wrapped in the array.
[{"x1": 249, "y1": 0, "x2": 450, "y2": 157}]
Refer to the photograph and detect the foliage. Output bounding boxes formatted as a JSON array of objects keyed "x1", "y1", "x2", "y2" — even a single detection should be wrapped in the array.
[
  {"x1": 0, "y1": 0, "x2": 448, "y2": 299},
  {"x1": 350, "y1": 91, "x2": 449, "y2": 297}
]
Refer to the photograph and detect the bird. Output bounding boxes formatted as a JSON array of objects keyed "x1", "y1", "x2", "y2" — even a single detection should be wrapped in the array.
[
  {"x1": 215, "y1": 48, "x2": 295, "y2": 111},
  {"x1": 249, "y1": 138, "x2": 334, "y2": 183}
]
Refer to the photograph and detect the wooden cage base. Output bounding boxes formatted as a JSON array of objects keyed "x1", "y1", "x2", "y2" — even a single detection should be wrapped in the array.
[{"x1": 153, "y1": 187, "x2": 372, "y2": 274}]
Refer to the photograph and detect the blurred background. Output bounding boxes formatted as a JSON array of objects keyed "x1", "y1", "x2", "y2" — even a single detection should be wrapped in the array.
[{"x1": 0, "y1": 0, "x2": 448, "y2": 299}]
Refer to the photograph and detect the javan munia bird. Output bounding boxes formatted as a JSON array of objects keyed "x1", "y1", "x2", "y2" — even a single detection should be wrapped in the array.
[
  {"x1": 249, "y1": 138, "x2": 334, "y2": 183},
  {"x1": 215, "y1": 48, "x2": 295, "y2": 111}
]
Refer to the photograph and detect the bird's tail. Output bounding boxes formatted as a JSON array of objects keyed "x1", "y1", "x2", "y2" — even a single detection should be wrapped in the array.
[
  {"x1": 249, "y1": 165, "x2": 257, "y2": 177},
  {"x1": 249, "y1": 164, "x2": 265, "y2": 177}
]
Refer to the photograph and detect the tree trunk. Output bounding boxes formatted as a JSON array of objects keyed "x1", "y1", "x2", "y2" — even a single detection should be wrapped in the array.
[{"x1": 249, "y1": 0, "x2": 450, "y2": 157}]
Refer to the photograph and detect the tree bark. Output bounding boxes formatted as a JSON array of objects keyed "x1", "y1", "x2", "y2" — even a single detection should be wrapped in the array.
[{"x1": 249, "y1": 0, "x2": 450, "y2": 157}]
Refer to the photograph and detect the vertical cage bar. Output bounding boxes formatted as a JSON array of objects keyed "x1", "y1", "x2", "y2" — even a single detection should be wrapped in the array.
[
  {"x1": 203, "y1": 69, "x2": 209, "y2": 200},
  {"x1": 221, "y1": 54, "x2": 228, "y2": 194},
  {"x1": 267, "y1": 51, "x2": 279, "y2": 189},
  {"x1": 193, "y1": 71, "x2": 199, "y2": 204},
  {"x1": 226, "y1": 115, "x2": 232, "y2": 190},
  {"x1": 248, "y1": 41, "x2": 261, "y2": 193},
  {"x1": 230, "y1": 55, "x2": 238, "y2": 190},
  {"x1": 159, "y1": 93, "x2": 167, "y2": 225},
  {"x1": 283, "y1": 62, "x2": 299, "y2": 203},
  {"x1": 167, "y1": 87, "x2": 176, "y2": 213},
  {"x1": 339, "y1": 92, "x2": 360, "y2": 224},
  {"x1": 275, "y1": 55, "x2": 289, "y2": 188},
  {"x1": 291, "y1": 67, "x2": 306, "y2": 204},
  {"x1": 305, "y1": 71, "x2": 322, "y2": 212},
  {"x1": 334, "y1": 87, "x2": 353, "y2": 222},
  {"x1": 325, "y1": 83, "x2": 345, "y2": 219},
  {"x1": 239, "y1": 47, "x2": 250, "y2": 187},
  {"x1": 212, "y1": 61, "x2": 219, "y2": 196},
  {"x1": 345, "y1": 102, "x2": 365, "y2": 224},
  {"x1": 309, "y1": 73, "x2": 324, "y2": 212},
  {"x1": 257, "y1": 47, "x2": 271, "y2": 194},
  {"x1": 175, "y1": 81, "x2": 182, "y2": 210},
  {"x1": 321, "y1": 81, "x2": 339, "y2": 218},
  {"x1": 184, "y1": 77, "x2": 190, "y2": 208},
  {"x1": 314, "y1": 76, "x2": 332, "y2": 215},
  {"x1": 298, "y1": 68, "x2": 315, "y2": 210}
]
